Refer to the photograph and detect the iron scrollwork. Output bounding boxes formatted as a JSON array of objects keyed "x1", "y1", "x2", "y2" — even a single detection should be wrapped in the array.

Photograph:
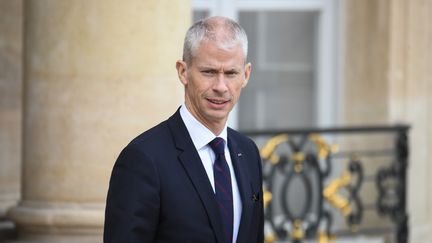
[
  {"x1": 261, "y1": 134, "x2": 364, "y2": 243},
  {"x1": 245, "y1": 125, "x2": 409, "y2": 243},
  {"x1": 376, "y1": 131, "x2": 409, "y2": 243}
]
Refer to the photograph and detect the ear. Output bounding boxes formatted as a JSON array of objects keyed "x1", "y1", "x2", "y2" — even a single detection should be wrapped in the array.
[
  {"x1": 242, "y1": 62, "x2": 252, "y2": 88},
  {"x1": 176, "y1": 60, "x2": 188, "y2": 85}
]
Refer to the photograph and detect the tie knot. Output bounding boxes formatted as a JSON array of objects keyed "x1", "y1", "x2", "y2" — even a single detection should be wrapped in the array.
[{"x1": 209, "y1": 137, "x2": 225, "y2": 155}]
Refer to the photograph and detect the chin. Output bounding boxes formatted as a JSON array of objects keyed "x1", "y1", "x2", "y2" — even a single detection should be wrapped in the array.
[{"x1": 207, "y1": 111, "x2": 229, "y2": 122}]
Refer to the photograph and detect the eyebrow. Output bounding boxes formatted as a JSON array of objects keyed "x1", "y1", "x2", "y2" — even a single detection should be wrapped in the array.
[{"x1": 197, "y1": 66, "x2": 241, "y2": 71}]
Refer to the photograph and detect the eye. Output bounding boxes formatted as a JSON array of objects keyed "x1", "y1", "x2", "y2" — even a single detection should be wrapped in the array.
[
  {"x1": 225, "y1": 70, "x2": 239, "y2": 78},
  {"x1": 201, "y1": 69, "x2": 217, "y2": 76}
]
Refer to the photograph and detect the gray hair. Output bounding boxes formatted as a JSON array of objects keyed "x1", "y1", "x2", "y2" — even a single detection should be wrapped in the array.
[{"x1": 182, "y1": 16, "x2": 248, "y2": 64}]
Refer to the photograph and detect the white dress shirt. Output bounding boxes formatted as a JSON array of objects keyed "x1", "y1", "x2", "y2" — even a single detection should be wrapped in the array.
[{"x1": 180, "y1": 104, "x2": 242, "y2": 243}]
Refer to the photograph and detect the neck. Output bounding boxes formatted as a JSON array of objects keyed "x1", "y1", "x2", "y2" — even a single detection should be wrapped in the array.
[
  {"x1": 184, "y1": 103, "x2": 227, "y2": 136},
  {"x1": 208, "y1": 124, "x2": 225, "y2": 136}
]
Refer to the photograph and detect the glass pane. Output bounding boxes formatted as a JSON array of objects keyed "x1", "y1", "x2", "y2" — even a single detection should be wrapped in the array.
[
  {"x1": 193, "y1": 10, "x2": 209, "y2": 22},
  {"x1": 238, "y1": 11, "x2": 318, "y2": 130}
]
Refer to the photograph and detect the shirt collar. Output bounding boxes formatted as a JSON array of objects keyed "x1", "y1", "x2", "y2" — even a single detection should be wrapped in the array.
[{"x1": 180, "y1": 104, "x2": 228, "y2": 151}]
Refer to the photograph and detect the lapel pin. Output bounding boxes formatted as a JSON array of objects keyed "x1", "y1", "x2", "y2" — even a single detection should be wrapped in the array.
[
  {"x1": 252, "y1": 193, "x2": 260, "y2": 202},
  {"x1": 237, "y1": 153, "x2": 242, "y2": 157}
]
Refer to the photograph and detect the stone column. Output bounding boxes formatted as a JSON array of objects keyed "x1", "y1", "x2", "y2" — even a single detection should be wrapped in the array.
[
  {"x1": 387, "y1": 0, "x2": 432, "y2": 242},
  {"x1": 0, "y1": 0, "x2": 23, "y2": 219},
  {"x1": 8, "y1": 0, "x2": 190, "y2": 241}
]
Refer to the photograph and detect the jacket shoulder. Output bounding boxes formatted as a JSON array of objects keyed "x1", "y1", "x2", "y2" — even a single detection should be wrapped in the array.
[
  {"x1": 124, "y1": 119, "x2": 173, "y2": 153},
  {"x1": 228, "y1": 127, "x2": 256, "y2": 147}
]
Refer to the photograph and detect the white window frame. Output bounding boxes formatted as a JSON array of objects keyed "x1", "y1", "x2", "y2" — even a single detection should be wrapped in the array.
[{"x1": 192, "y1": 0, "x2": 340, "y2": 129}]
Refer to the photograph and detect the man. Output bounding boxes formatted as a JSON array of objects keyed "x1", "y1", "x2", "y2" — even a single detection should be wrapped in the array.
[{"x1": 104, "y1": 16, "x2": 264, "y2": 243}]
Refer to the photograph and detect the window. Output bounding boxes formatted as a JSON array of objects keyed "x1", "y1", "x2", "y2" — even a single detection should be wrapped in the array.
[{"x1": 192, "y1": 0, "x2": 340, "y2": 129}]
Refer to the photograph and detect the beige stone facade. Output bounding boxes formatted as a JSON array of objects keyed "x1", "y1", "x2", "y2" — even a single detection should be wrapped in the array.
[
  {"x1": 0, "y1": 0, "x2": 22, "y2": 220},
  {"x1": 1, "y1": 0, "x2": 431, "y2": 242},
  {"x1": 343, "y1": 0, "x2": 432, "y2": 242},
  {"x1": 1, "y1": 0, "x2": 189, "y2": 241}
]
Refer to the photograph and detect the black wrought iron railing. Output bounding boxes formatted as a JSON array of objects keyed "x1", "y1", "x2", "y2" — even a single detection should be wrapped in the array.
[{"x1": 242, "y1": 125, "x2": 409, "y2": 243}]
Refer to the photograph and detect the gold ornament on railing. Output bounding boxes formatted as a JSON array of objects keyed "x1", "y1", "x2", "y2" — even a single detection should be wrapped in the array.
[
  {"x1": 259, "y1": 133, "x2": 359, "y2": 243},
  {"x1": 264, "y1": 233, "x2": 276, "y2": 243},
  {"x1": 260, "y1": 134, "x2": 289, "y2": 164},
  {"x1": 290, "y1": 219, "x2": 305, "y2": 240},
  {"x1": 292, "y1": 152, "x2": 305, "y2": 173},
  {"x1": 263, "y1": 188, "x2": 273, "y2": 209},
  {"x1": 323, "y1": 171, "x2": 353, "y2": 216},
  {"x1": 317, "y1": 231, "x2": 336, "y2": 243},
  {"x1": 308, "y1": 134, "x2": 339, "y2": 159}
]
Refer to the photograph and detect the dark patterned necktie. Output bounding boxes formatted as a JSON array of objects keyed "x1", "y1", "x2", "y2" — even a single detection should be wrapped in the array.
[{"x1": 209, "y1": 137, "x2": 233, "y2": 243}]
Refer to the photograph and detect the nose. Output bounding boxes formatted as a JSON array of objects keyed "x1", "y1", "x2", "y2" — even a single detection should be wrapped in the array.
[{"x1": 213, "y1": 73, "x2": 228, "y2": 93}]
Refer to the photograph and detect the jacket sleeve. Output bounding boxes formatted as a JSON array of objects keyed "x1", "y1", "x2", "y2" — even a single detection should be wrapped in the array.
[{"x1": 104, "y1": 145, "x2": 160, "y2": 243}]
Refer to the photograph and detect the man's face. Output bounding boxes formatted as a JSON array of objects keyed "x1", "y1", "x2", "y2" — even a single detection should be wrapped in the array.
[{"x1": 176, "y1": 40, "x2": 251, "y2": 131}]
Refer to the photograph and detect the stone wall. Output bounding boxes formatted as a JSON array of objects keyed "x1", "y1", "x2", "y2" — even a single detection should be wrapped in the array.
[
  {"x1": 343, "y1": 0, "x2": 432, "y2": 242},
  {"x1": 0, "y1": 0, "x2": 23, "y2": 219},
  {"x1": 1, "y1": 0, "x2": 190, "y2": 241}
]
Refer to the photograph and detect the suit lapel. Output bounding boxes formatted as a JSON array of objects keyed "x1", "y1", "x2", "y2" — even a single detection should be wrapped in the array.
[
  {"x1": 167, "y1": 110, "x2": 225, "y2": 243},
  {"x1": 228, "y1": 131, "x2": 254, "y2": 243}
]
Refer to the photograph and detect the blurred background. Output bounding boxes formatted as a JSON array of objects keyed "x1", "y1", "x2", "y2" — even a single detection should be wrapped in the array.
[{"x1": 0, "y1": 0, "x2": 430, "y2": 242}]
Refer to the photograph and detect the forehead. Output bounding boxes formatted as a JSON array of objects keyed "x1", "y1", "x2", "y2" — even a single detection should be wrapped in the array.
[{"x1": 192, "y1": 41, "x2": 245, "y2": 67}]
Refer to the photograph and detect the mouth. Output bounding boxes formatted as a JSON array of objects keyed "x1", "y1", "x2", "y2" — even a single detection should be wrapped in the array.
[
  {"x1": 206, "y1": 98, "x2": 231, "y2": 108},
  {"x1": 207, "y1": 98, "x2": 229, "y2": 104}
]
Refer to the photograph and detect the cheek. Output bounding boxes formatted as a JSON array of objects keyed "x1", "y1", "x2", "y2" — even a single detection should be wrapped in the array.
[
  {"x1": 187, "y1": 82, "x2": 206, "y2": 101},
  {"x1": 230, "y1": 82, "x2": 244, "y2": 96},
  {"x1": 194, "y1": 82, "x2": 212, "y2": 95}
]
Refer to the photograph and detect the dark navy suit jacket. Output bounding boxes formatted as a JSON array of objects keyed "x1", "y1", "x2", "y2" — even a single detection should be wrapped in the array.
[{"x1": 104, "y1": 109, "x2": 264, "y2": 243}]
